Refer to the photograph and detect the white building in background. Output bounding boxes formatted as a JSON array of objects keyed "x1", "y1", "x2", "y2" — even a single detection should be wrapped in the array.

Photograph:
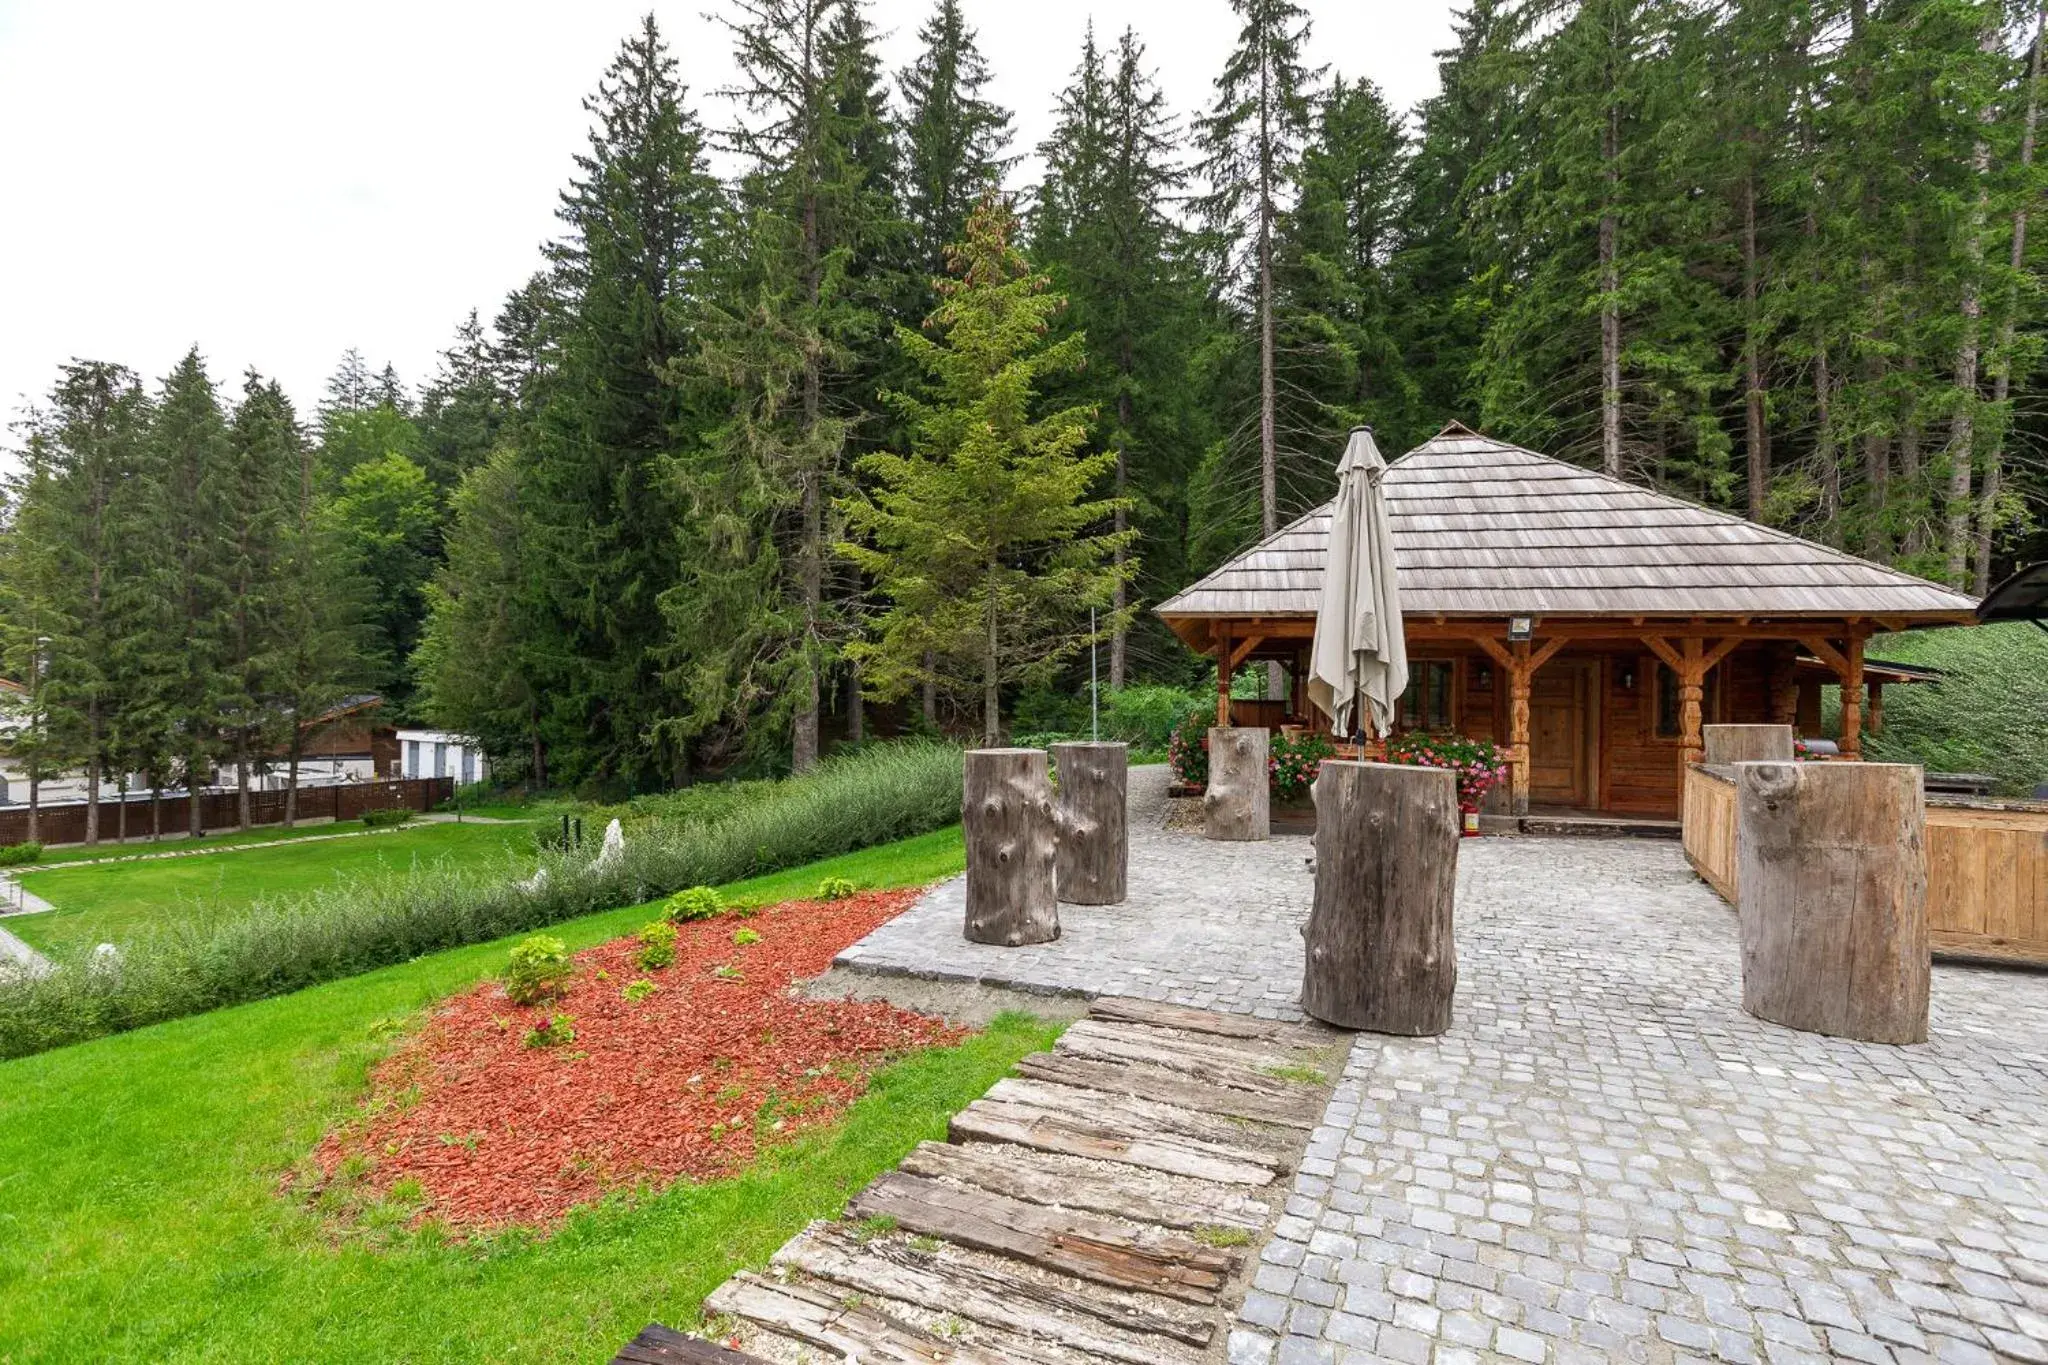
[{"x1": 396, "y1": 728, "x2": 490, "y2": 786}]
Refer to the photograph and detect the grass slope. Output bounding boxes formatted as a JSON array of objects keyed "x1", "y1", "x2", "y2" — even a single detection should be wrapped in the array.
[
  {"x1": 16, "y1": 816, "x2": 421, "y2": 867},
  {"x1": 0, "y1": 827, "x2": 995, "y2": 1363},
  {"x1": 10, "y1": 821, "x2": 541, "y2": 955}
]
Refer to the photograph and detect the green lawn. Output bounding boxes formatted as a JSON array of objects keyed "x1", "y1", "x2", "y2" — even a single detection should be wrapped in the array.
[
  {"x1": 9, "y1": 820, "x2": 543, "y2": 956},
  {"x1": 0, "y1": 828, "x2": 1004, "y2": 1363},
  {"x1": 13, "y1": 816, "x2": 406, "y2": 867}
]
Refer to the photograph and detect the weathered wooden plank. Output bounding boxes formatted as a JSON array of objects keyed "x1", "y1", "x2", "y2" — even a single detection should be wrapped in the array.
[
  {"x1": 1089, "y1": 996, "x2": 1324, "y2": 1046},
  {"x1": 613, "y1": 1322, "x2": 771, "y2": 1365},
  {"x1": 848, "y1": 1171, "x2": 1237, "y2": 1302},
  {"x1": 899, "y1": 1140, "x2": 1270, "y2": 1231},
  {"x1": 1011, "y1": 1052, "x2": 1323, "y2": 1128},
  {"x1": 705, "y1": 1271, "x2": 1018, "y2": 1364},
  {"x1": 950, "y1": 1096, "x2": 1279, "y2": 1186},
  {"x1": 984, "y1": 1077, "x2": 1297, "y2": 1157},
  {"x1": 780, "y1": 1223, "x2": 1210, "y2": 1363},
  {"x1": 1056, "y1": 1017, "x2": 1332, "y2": 1079}
]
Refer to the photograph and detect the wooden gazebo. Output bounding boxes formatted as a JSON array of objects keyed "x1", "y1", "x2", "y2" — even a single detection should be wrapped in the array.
[{"x1": 1155, "y1": 425, "x2": 1977, "y2": 819}]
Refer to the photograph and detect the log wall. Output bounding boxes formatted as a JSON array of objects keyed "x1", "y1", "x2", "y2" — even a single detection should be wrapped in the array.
[{"x1": 1682, "y1": 765, "x2": 2048, "y2": 968}]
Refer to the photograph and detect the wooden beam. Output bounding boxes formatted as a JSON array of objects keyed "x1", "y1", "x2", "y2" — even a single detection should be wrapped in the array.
[
  {"x1": 1216, "y1": 625, "x2": 1232, "y2": 726},
  {"x1": 1508, "y1": 639, "x2": 1533, "y2": 815},
  {"x1": 1677, "y1": 638, "x2": 1707, "y2": 774},
  {"x1": 1529, "y1": 637, "x2": 1570, "y2": 673},
  {"x1": 1702, "y1": 637, "x2": 1743, "y2": 673},
  {"x1": 1841, "y1": 632, "x2": 1865, "y2": 760},
  {"x1": 1797, "y1": 635, "x2": 1850, "y2": 676},
  {"x1": 1640, "y1": 635, "x2": 1685, "y2": 674},
  {"x1": 1466, "y1": 634, "x2": 1514, "y2": 670},
  {"x1": 1225, "y1": 635, "x2": 1266, "y2": 671}
]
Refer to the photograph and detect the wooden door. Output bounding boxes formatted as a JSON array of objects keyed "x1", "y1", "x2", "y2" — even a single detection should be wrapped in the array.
[{"x1": 1529, "y1": 662, "x2": 1592, "y2": 807}]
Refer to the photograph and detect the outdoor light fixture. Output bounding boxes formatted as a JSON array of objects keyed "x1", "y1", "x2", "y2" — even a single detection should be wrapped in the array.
[
  {"x1": 1620, "y1": 664, "x2": 1636, "y2": 689},
  {"x1": 1507, "y1": 616, "x2": 1534, "y2": 641}
]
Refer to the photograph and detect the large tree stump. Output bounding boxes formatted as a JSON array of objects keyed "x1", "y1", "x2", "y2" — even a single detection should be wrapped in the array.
[
  {"x1": 1301, "y1": 761, "x2": 1459, "y2": 1034},
  {"x1": 1703, "y1": 724, "x2": 1793, "y2": 765},
  {"x1": 1203, "y1": 727, "x2": 1270, "y2": 841},
  {"x1": 1052, "y1": 741, "x2": 1127, "y2": 905},
  {"x1": 1736, "y1": 760, "x2": 1928, "y2": 1044},
  {"x1": 963, "y1": 748, "x2": 1059, "y2": 946}
]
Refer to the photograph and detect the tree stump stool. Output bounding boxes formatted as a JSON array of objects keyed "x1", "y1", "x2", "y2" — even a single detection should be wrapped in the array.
[
  {"x1": 1204, "y1": 726, "x2": 1269, "y2": 841},
  {"x1": 1736, "y1": 760, "x2": 1928, "y2": 1044},
  {"x1": 1301, "y1": 760, "x2": 1459, "y2": 1034},
  {"x1": 962, "y1": 748, "x2": 1059, "y2": 946},
  {"x1": 1703, "y1": 724, "x2": 1794, "y2": 765},
  {"x1": 1051, "y1": 741, "x2": 1127, "y2": 905}
]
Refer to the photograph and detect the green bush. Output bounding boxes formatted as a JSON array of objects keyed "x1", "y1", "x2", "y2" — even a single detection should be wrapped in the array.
[
  {"x1": 816, "y1": 875, "x2": 857, "y2": 901},
  {"x1": 620, "y1": 978, "x2": 659, "y2": 1003},
  {"x1": 1168, "y1": 705, "x2": 1212, "y2": 787},
  {"x1": 0, "y1": 740, "x2": 966, "y2": 1059},
  {"x1": 635, "y1": 920, "x2": 678, "y2": 971},
  {"x1": 1269, "y1": 731, "x2": 1335, "y2": 802},
  {"x1": 665, "y1": 885, "x2": 723, "y2": 922},
  {"x1": 1851, "y1": 624, "x2": 2048, "y2": 795},
  {"x1": 0, "y1": 841, "x2": 43, "y2": 868},
  {"x1": 1105, "y1": 685, "x2": 1210, "y2": 750},
  {"x1": 360, "y1": 807, "x2": 414, "y2": 829},
  {"x1": 504, "y1": 934, "x2": 573, "y2": 1005}
]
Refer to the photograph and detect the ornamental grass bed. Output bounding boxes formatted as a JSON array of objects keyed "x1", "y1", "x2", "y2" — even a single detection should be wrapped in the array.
[{"x1": 305, "y1": 887, "x2": 956, "y2": 1231}]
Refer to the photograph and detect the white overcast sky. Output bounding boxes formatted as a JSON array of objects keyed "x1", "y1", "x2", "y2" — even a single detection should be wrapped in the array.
[{"x1": 0, "y1": 0, "x2": 1459, "y2": 444}]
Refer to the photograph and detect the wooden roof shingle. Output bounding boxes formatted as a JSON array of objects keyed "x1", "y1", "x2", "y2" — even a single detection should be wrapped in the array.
[{"x1": 1155, "y1": 429, "x2": 1977, "y2": 621}]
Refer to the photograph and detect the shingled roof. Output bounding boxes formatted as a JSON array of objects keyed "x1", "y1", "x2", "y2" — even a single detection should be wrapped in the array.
[{"x1": 1156, "y1": 427, "x2": 1978, "y2": 621}]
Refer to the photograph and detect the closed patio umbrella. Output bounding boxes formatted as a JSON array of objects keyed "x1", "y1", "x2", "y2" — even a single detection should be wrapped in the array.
[{"x1": 1307, "y1": 426, "x2": 1407, "y2": 740}]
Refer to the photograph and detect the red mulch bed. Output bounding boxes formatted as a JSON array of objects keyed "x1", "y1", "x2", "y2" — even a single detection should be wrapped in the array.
[{"x1": 308, "y1": 888, "x2": 957, "y2": 1231}]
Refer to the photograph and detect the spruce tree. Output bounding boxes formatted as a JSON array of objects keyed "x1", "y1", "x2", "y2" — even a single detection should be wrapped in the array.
[
  {"x1": 220, "y1": 372, "x2": 298, "y2": 826},
  {"x1": 897, "y1": 0, "x2": 1013, "y2": 308},
  {"x1": 329, "y1": 451, "x2": 438, "y2": 712},
  {"x1": 1197, "y1": 0, "x2": 1322, "y2": 541},
  {"x1": 522, "y1": 15, "x2": 721, "y2": 789},
  {"x1": 840, "y1": 197, "x2": 1134, "y2": 744},
  {"x1": 416, "y1": 310, "x2": 512, "y2": 495}
]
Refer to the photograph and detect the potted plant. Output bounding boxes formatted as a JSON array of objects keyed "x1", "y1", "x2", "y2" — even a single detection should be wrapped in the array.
[{"x1": 1384, "y1": 732, "x2": 1510, "y2": 835}]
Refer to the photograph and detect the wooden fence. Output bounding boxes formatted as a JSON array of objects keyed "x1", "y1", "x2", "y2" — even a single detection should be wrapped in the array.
[
  {"x1": 0, "y1": 777, "x2": 454, "y2": 849},
  {"x1": 1682, "y1": 763, "x2": 2048, "y2": 967}
]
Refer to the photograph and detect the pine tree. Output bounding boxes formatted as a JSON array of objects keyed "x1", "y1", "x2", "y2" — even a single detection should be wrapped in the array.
[
  {"x1": 219, "y1": 372, "x2": 299, "y2": 826},
  {"x1": 416, "y1": 310, "x2": 512, "y2": 495},
  {"x1": 330, "y1": 451, "x2": 438, "y2": 712},
  {"x1": 138, "y1": 348, "x2": 236, "y2": 837},
  {"x1": 1197, "y1": 0, "x2": 1323, "y2": 541},
  {"x1": 0, "y1": 432, "x2": 68, "y2": 842},
  {"x1": 840, "y1": 197, "x2": 1134, "y2": 744},
  {"x1": 1034, "y1": 25, "x2": 1206, "y2": 686},
  {"x1": 521, "y1": 15, "x2": 721, "y2": 790},
  {"x1": 898, "y1": 0, "x2": 1013, "y2": 306}
]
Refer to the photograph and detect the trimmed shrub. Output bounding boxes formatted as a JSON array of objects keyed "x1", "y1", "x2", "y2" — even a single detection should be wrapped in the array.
[
  {"x1": 0, "y1": 841, "x2": 43, "y2": 868},
  {"x1": 0, "y1": 739, "x2": 965, "y2": 1059},
  {"x1": 505, "y1": 935, "x2": 572, "y2": 1004},
  {"x1": 360, "y1": 807, "x2": 414, "y2": 829}
]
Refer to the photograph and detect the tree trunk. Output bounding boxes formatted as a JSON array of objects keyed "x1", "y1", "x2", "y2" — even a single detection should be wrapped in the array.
[
  {"x1": 1735, "y1": 760, "x2": 1928, "y2": 1044},
  {"x1": 846, "y1": 666, "x2": 865, "y2": 744},
  {"x1": 85, "y1": 753, "x2": 100, "y2": 847},
  {"x1": 187, "y1": 750, "x2": 204, "y2": 839},
  {"x1": 1111, "y1": 392, "x2": 1130, "y2": 690},
  {"x1": 1301, "y1": 761, "x2": 1459, "y2": 1035},
  {"x1": 983, "y1": 560, "x2": 1001, "y2": 747},
  {"x1": 1203, "y1": 726, "x2": 1269, "y2": 842},
  {"x1": 1742, "y1": 168, "x2": 1769, "y2": 521},
  {"x1": 1979, "y1": 0, "x2": 2046, "y2": 594},
  {"x1": 1052, "y1": 741, "x2": 1127, "y2": 905},
  {"x1": 285, "y1": 730, "x2": 303, "y2": 828},
  {"x1": 1816, "y1": 349, "x2": 1840, "y2": 537},
  {"x1": 1258, "y1": 91, "x2": 1278, "y2": 538},
  {"x1": 1946, "y1": 19, "x2": 2002, "y2": 586},
  {"x1": 962, "y1": 748, "x2": 1058, "y2": 946},
  {"x1": 1599, "y1": 87, "x2": 1622, "y2": 479},
  {"x1": 235, "y1": 731, "x2": 251, "y2": 830},
  {"x1": 1702, "y1": 724, "x2": 1792, "y2": 765}
]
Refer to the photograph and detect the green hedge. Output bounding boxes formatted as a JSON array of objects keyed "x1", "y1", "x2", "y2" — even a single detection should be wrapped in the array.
[
  {"x1": 1850, "y1": 624, "x2": 2048, "y2": 795},
  {"x1": 0, "y1": 741, "x2": 964, "y2": 1059}
]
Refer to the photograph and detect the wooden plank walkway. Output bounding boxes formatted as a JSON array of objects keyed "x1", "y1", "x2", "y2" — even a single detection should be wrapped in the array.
[
  {"x1": 612, "y1": 997, "x2": 1342, "y2": 1365},
  {"x1": 610, "y1": 994, "x2": 1343, "y2": 1365}
]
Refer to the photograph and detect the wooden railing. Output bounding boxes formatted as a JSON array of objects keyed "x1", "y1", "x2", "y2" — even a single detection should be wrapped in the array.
[{"x1": 1681, "y1": 762, "x2": 2048, "y2": 967}]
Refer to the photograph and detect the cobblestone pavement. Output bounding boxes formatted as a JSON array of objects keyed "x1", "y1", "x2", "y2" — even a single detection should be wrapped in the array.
[
  {"x1": 835, "y1": 770, "x2": 2048, "y2": 1364},
  {"x1": 833, "y1": 764, "x2": 1320, "y2": 1018}
]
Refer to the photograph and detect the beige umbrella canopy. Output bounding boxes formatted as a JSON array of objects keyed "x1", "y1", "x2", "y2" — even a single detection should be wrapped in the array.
[{"x1": 1307, "y1": 427, "x2": 1408, "y2": 739}]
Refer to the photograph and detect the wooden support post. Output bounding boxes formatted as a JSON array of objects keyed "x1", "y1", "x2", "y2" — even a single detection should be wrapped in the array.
[
  {"x1": 1735, "y1": 760, "x2": 1928, "y2": 1044},
  {"x1": 962, "y1": 748, "x2": 1058, "y2": 946},
  {"x1": 1702, "y1": 724, "x2": 1793, "y2": 765},
  {"x1": 1868, "y1": 680, "x2": 1884, "y2": 735},
  {"x1": 1508, "y1": 639, "x2": 1532, "y2": 815},
  {"x1": 1051, "y1": 741, "x2": 1127, "y2": 905},
  {"x1": 1204, "y1": 726, "x2": 1270, "y2": 841},
  {"x1": 1301, "y1": 761, "x2": 1459, "y2": 1034},
  {"x1": 1215, "y1": 627, "x2": 1232, "y2": 726},
  {"x1": 1678, "y1": 637, "x2": 1706, "y2": 771},
  {"x1": 1767, "y1": 643, "x2": 1800, "y2": 727},
  {"x1": 1840, "y1": 634, "x2": 1865, "y2": 759}
]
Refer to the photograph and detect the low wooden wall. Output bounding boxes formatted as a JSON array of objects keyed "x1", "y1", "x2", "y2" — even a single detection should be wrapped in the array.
[
  {"x1": 1681, "y1": 766, "x2": 1739, "y2": 902},
  {"x1": 1681, "y1": 762, "x2": 2048, "y2": 967},
  {"x1": 0, "y1": 777, "x2": 454, "y2": 849}
]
